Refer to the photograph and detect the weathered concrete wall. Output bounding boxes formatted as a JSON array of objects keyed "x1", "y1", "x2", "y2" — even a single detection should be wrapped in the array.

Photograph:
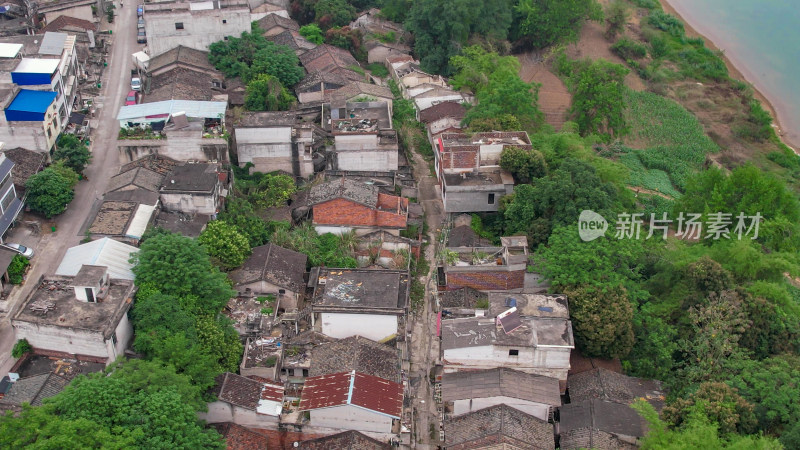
[
  {"x1": 336, "y1": 149, "x2": 397, "y2": 172},
  {"x1": 160, "y1": 192, "x2": 218, "y2": 215},
  {"x1": 319, "y1": 312, "x2": 397, "y2": 341},
  {"x1": 443, "y1": 345, "x2": 570, "y2": 383},
  {"x1": 311, "y1": 404, "x2": 394, "y2": 434},
  {"x1": 199, "y1": 402, "x2": 279, "y2": 427},
  {"x1": 13, "y1": 322, "x2": 110, "y2": 359},
  {"x1": 117, "y1": 137, "x2": 228, "y2": 164},
  {"x1": 145, "y1": 8, "x2": 252, "y2": 56},
  {"x1": 43, "y1": 4, "x2": 93, "y2": 24},
  {"x1": 443, "y1": 189, "x2": 505, "y2": 213},
  {"x1": 452, "y1": 397, "x2": 550, "y2": 421}
]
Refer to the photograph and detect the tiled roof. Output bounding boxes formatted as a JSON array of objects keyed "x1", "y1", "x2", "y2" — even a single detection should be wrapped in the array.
[
  {"x1": 162, "y1": 163, "x2": 219, "y2": 192},
  {"x1": 0, "y1": 373, "x2": 69, "y2": 407},
  {"x1": 307, "y1": 178, "x2": 379, "y2": 207},
  {"x1": 442, "y1": 368, "x2": 561, "y2": 407},
  {"x1": 147, "y1": 45, "x2": 214, "y2": 74},
  {"x1": 559, "y1": 399, "x2": 644, "y2": 449},
  {"x1": 299, "y1": 44, "x2": 361, "y2": 80},
  {"x1": 211, "y1": 422, "x2": 269, "y2": 450},
  {"x1": 229, "y1": 243, "x2": 308, "y2": 292},
  {"x1": 256, "y1": 13, "x2": 299, "y2": 33},
  {"x1": 447, "y1": 225, "x2": 489, "y2": 247},
  {"x1": 294, "y1": 70, "x2": 350, "y2": 92},
  {"x1": 42, "y1": 15, "x2": 96, "y2": 33},
  {"x1": 106, "y1": 167, "x2": 164, "y2": 193},
  {"x1": 331, "y1": 82, "x2": 393, "y2": 103},
  {"x1": 2, "y1": 147, "x2": 45, "y2": 190},
  {"x1": 268, "y1": 30, "x2": 316, "y2": 54},
  {"x1": 418, "y1": 101, "x2": 466, "y2": 123},
  {"x1": 146, "y1": 67, "x2": 219, "y2": 102},
  {"x1": 120, "y1": 154, "x2": 179, "y2": 175},
  {"x1": 299, "y1": 371, "x2": 403, "y2": 418},
  {"x1": 310, "y1": 336, "x2": 400, "y2": 383},
  {"x1": 444, "y1": 404, "x2": 555, "y2": 449},
  {"x1": 216, "y1": 372, "x2": 262, "y2": 409},
  {"x1": 438, "y1": 287, "x2": 487, "y2": 309},
  {"x1": 296, "y1": 430, "x2": 390, "y2": 449},
  {"x1": 568, "y1": 368, "x2": 665, "y2": 410}
]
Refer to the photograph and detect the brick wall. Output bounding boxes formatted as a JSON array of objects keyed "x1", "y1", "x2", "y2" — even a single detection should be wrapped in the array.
[
  {"x1": 377, "y1": 192, "x2": 409, "y2": 210},
  {"x1": 313, "y1": 198, "x2": 406, "y2": 228},
  {"x1": 446, "y1": 270, "x2": 525, "y2": 291},
  {"x1": 442, "y1": 148, "x2": 478, "y2": 171}
]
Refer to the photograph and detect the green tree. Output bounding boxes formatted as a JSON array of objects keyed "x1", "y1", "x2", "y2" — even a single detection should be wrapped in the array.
[
  {"x1": 54, "y1": 135, "x2": 92, "y2": 174},
  {"x1": 198, "y1": 221, "x2": 251, "y2": 270},
  {"x1": 25, "y1": 165, "x2": 76, "y2": 218},
  {"x1": 247, "y1": 43, "x2": 305, "y2": 86},
  {"x1": 314, "y1": 0, "x2": 355, "y2": 29},
  {"x1": 467, "y1": 114, "x2": 521, "y2": 132},
  {"x1": 568, "y1": 58, "x2": 629, "y2": 139},
  {"x1": 499, "y1": 146, "x2": 547, "y2": 183},
  {"x1": 514, "y1": 0, "x2": 603, "y2": 48},
  {"x1": 299, "y1": 23, "x2": 324, "y2": 44},
  {"x1": 450, "y1": 45, "x2": 521, "y2": 94},
  {"x1": 131, "y1": 232, "x2": 235, "y2": 313},
  {"x1": 664, "y1": 382, "x2": 757, "y2": 436},
  {"x1": 217, "y1": 197, "x2": 270, "y2": 247},
  {"x1": 564, "y1": 284, "x2": 635, "y2": 358},
  {"x1": 245, "y1": 74, "x2": 296, "y2": 111},
  {"x1": 249, "y1": 173, "x2": 296, "y2": 209},
  {"x1": 195, "y1": 314, "x2": 243, "y2": 372},
  {"x1": 130, "y1": 291, "x2": 197, "y2": 355},
  {"x1": 605, "y1": 0, "x2": 629, "y2": 40},
  {"x1": 0, "y1": 405, "x2": 136, "y2": 449},
  {"x1": 464, "y1": 69, "x2": 543, "y2": 128},
  {"x1": 11, "y1": 338, "x2": 32, "y2": 358},
  {"x1": 209, "y1": 25, "x2": 303, "y2": 85}
]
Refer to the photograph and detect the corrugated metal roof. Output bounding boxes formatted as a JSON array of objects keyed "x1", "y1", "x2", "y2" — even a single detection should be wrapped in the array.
[
  {"x1": 299, "y1": 371, "x2": 403, "y2": 418},
  {"x1": 0, "y1": 43, "x2": 22, "y2": 58},
  {"x1": 116, "y1": 99, "x2": 227, "y2": 120},
  {"x1": 55, "y1": 237, "x2": 139, "y2": 280},
  {"x1": 13, "y1": 58, "x2": 59, "y2": 74},
  {"x1": 7, "y1": 90, "x2": 57, "y2": 113},
  {"x1": 125, "y1": 203, "x2": 156, "y2": 239},
  {"x1": 38, "y1": 32, "x2": 67, "y2": 55}
]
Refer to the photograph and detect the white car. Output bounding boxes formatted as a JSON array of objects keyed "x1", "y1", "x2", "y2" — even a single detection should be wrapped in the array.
[
  {"x1": 1, "y1": 243, "x2": 34, "y2": 258},
  {"x1": 131, "y1": 77, "x2": 142, "y2": 92}
]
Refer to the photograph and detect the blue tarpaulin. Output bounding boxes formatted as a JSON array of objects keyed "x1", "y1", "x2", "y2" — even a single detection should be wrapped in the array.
[{"x1": 4, "y1": 90, "x2": 57, "y2": 122}]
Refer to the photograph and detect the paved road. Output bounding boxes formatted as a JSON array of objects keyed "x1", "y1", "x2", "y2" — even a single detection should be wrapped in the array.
[{"x1": 0, "y1": 2, "x2": 141, "y2": 375}]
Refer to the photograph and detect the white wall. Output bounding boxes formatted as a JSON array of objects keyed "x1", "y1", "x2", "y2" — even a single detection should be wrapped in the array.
[
  {"x1": 145, "y1": 8, "x2": 252, "y2": 56},
  {"x1": 200, "y1": 402, "x2": 279, "y2": 427},
  {"x1": 452, "y1": 397, "x2": 550, "y2": 421},
  {"x1": 336, "y1": 149, "x2": 398, "y2": 171},
  {"x1": 13, "y1": 322, "x2": 110, "y2": 359},
  {"x1": 160, "y1": 192, "x2": 218, "y2": 215},
  {"x1": 443, "y1": 345, "x2": 570, "y2": 381},
  {"x1": 415, "y1": 95, "x2": 467, "y2": 111},
  {"x1": 112, "y1": 312, "x2": 134, "y2": 359},
  {"x1": 311, "y1": 404, "x2": 393, "y2": 433},
  {"x1": 320, "y1": 312, "x2": 397, "y2": 341}
]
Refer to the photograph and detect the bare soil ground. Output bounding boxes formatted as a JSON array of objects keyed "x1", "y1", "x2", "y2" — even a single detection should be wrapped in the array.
[{"x1": 517, "y1": 52, "x2": 571, "y2": 131}]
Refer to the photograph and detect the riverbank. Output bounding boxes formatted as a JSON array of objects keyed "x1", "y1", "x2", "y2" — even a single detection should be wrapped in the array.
[{"x1": 660, "y1": 0, "x2": 798, "y2": 150}]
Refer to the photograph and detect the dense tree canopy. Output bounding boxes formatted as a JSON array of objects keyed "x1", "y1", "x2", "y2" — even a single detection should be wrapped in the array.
[
  {"x1": 54, "y1": 134, "x2": 92, "y2": 174},
  {"x1": 198, "y1": 221, "x2": 251, "y2": 270},
  {"x1": 664, "y1": 382, "x2": 757, "y2": 435},
  {"x1": 299, "y1": 23, "x2": 324, "y2": 44},
  {"x1": 25, "y1": 164, "x2": 77, "y2": 218},
  {"x1": 566, "y1": 58, "x2": 630, "y2": 139},
  {"x1": 245, "y1": 74, "x2": 296, "y2": 111},
  {"x1": 209, "y1": 24, "x2": 304, "y2": 86},
  {"x1": 513, "y1": 0, "x2": 603, "y2": 48},
  {"x1": 217, "y1": 197, "x2": 272, "y2": 247},
  {"x1": 314, "y1": 0, "x2": 356, "y2": 29},
  {"x1": 565, "y1": 284, "x2": 635, "y2": 358},
  {"x1": 499, "y1": 146, "x2": 547, "y2": 183}
]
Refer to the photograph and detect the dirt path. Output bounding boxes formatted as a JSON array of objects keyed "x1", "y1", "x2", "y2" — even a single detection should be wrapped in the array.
[
  {"x1": 627, "y1": 185, "x2": 674, "y2": 200},
  {"x1": 0, "y1": 1, "x2": 140, "y2": 375},
  {"x1": 517, "y1": 52, "x2": 571, "y2": 131}
]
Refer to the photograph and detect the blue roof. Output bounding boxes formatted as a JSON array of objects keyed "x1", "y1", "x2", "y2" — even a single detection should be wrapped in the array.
[{"x1": 7, "y1": 90, "x2": 57, "y2": 114}]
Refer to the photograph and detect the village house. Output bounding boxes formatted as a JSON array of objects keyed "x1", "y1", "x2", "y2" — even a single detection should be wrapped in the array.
[
  {"x1": 567, "y1": 367, "x2": 666, "y2": 410},
  {"x1": 304, "y1": 178, "x2": 408, "y2": 236},
  {"x1": 299, "y1": 44, "x2": 364, "y2": 84},
  {"x1": 296, "y1": 430, "x2": 392, "y2": 449},
  {"x1": 443, "y1": 403, "x2": 555, "y2": 450},
  {"x1": 2, "y1": 146, "x2": 46, "y2": 194},
  {"x1": 558, "y1": 399, "x2": 644, "y2": 450},
  {"x1": 310, "y1": 267, "x2": 409, "y2": 341},
  {"x1": 441, "y1": 368, "x2": 561, "y2": 421},
  {"x1": 11, "y1": 265, "x2": 137, "y2": 364},
  {"x1": 439, "y1": 236, "x2": 528, "y2": 292},
  {"x1": 116, "y1": 99, "x2": 228, "y2": 163},
  {"x1": 143, "y1": 0, "x2": 253, "y2": 56},
  {"x1": 410, "y1": 85, "x2": 470, "y2": 112},
  {"x1": 143, "y1": 45, "x2": 227, "y2": 102},
  {"x1": 419, "y1": 101, "x2": 465, "y2": 137},
  {"x1": 434, "y1": 131, "x2": 530, "y2": 213},
  {"x1": 210, "y1": 422, "x2": 269, "y2": 450},
  {"x1": 388, "y1": 59, "x2": 447, "y2": 97},
  {"x1": 232, "y1": 111, "x2": 319, "y2": 177},
  {"x1": 0, "y1": 151, "x2": 23, "y2": 240},
  {"x1": 255, "y1": 12, "x2": 298, "y2": 36},
  {"x1": 268, "y1": 29, "x2": 317, "y2": 56},
  {"x1": 0, "y1": 372, "x2": 70, "y2": 414},
  {"x1": 295, "y1": 71, "x2": 350, "y2": 104},
  {"x1": 364, "y1": 40, "x2": 410, "y2": 65},
  {"x1": 84, "y1": 189, "x2": 159, "y2": 245},
  {"x1": 229, "y1": 243, "x2": 308, "y2": 312},
  {"x1": 355, "y1": 230, "x2": 419, "y2": 270},
  {"x1": 0, "y1": 88, "x2": 61, "y2": 151},
  {"x1": 298, "y1": 370, "x2": 403, "y2": 434},
  {"x1": 328, "y1": 99, "x2": 398, "y2": 172},
  {"x1": 202, "y1": 372, "x2": 285, "y2": 427},
  {"x1": 159, "y1": 162, "x2": 228, "y2": 215},
  {"x1": 309, "y1": 335, "x2": 401, "y2": 383},
  {"x1": 440, "y1": 313, "x2": 574, "y2": 389},
  {"x1": 55, "y1": 238, "x2": 139, "y2": 281},
  {"x1": 37, "y1": 0, "x2": 100, "y2": 26}
]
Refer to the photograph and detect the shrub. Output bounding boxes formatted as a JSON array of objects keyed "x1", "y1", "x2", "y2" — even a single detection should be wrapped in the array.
[
  {"x1": 612, "y1": 37, "x2": 648, "y2": 60},
  {"x1": 648, "y1": 34, "x2": 669, "y2": 58},
  {"x1": 767, "y1": 148, "x2": 800, "y2": 169},
  {"x1": 647, "y1": 10, "x2": 685, "y2": 38},
  {"x1": 264, "y1": 355, "x2": 277, "y2": 367},
  {"x1": 12, "y1": 339, "x2": 32, "y2": 358},
  {"x1": 7, "y1": 254, "x2": 29, "y2": 284},
  {"x1": 366, "y1": 63, "x2": 388, "y2": 78}
]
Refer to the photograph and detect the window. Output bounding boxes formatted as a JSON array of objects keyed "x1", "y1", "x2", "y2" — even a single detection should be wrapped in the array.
[
  {"x1": 488, "y1": 193, "x2": 495, "y2": 204},
  {"x1": 508, "y1": 349, "x2": 519, "y2": 356},
  {"x1": 222, "y1": 19, "x2": 227, "y2": 23},
  {"x1": 175, "y1": 22, "x2": 184, "y2": 29},
  {"x1": 111, "y1": 332, "x2": 118, "y2": 345},
  {"x1": 302, "y1": 369, "x2": 309, "y2": 377},
  {"x1": 223, "y1": 36, "x2": 228, "y2": 41},
  {"x1": 47, "y1": 128, "x2": 53, "y2": 138},
  {"x1": 1, "y1": 186, "x2": 16, "y2": 213},
  {"x1": 288, "y1": 369, "x2": 295, "y2": 376}
]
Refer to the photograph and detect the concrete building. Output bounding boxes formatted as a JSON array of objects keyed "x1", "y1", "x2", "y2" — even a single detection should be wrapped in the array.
[
  {"x1": 440, "y1": 315, "x2": 574, "y2": 389},
  {"x1": 299, "y1": 370, "x2": 403, "y2": 433},
  {"x1": 439, "y1": 236, "x2": 529, "y2": 292},
  {"x1": 558, "y1": 399, "x2": 644, "y2": 450},
  {"x1": 310, "y1": 268, "x2": 408, "y2": 341},
  {"x1": 433, "y1": 131, "x2": 530, "y2": 213},
  {"x1": 143, "y1": 0, "x2": 252, "y2": 57},
  {"x1": 0, "y1": 151, "x2": 23, "y2": 240},
  {"x1": 229, "y1": 243, "x2": 308, "y2": 312},
  {"x1": 1, "y1": 89, "x2": 61, "y2": 151},
  {"x1": 160, "y1": 162, "x2": 227, "y2": 215},
  {"x1": 419, "y1": 101, "x2": 465, "y2": 137},
  {"x1": 202, "y1": 372, "x2": 284, "y2": 427},
  {"x1": 11, "y1": 266, "x2": 137, "y2": 364},
  {"x1": 38, "y1": 0, "x2": 99, "y2": 25},
  {"x1": 84, "y1": 189, "x2": 160, "y2": 245},
  {"x1": 296, "y1": 430, "x2": 391, "y2": 449},
  {"x1": 305, "y1": 178, "x2": 408, "y2": 236},
  {"x1": 444, "y1": 404, "x2": 555, "y2": 450},
  {"x1": 55, "y1": 238, "x2": 140, "y2": 280},
  {"x1": 441, "y1": 368, "x2": 561, "y2": 421},
  {"x1": 116, "y1": 100, "x2": 228, "y2": 163},
  {"x1": 232, "y1": 111, "x2": 318, "y2": 177},
  {"x1": 329, "y1": 100, "x2": 398, "y2": 172}
]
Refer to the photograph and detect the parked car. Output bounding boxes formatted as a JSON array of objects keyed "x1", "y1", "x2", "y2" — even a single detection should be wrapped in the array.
[
  {"x1": 137, "y1": 29, "x2": 146, "y2": 43},
  {"x1": 1, "y1": 243, "x2": 34, "y2": 258},
  {"x1": 137, "y1": 18, "x2": 145, "y2": 29},
  {"x1": 131, "y1": 77, "x2": 142, "y2": 91},
  {"x1": 137, "y1": 5, "x2": 143, "y2": 16},
  {"x1": 125, "y1": 90, "x2": 140, "y2": 105}
]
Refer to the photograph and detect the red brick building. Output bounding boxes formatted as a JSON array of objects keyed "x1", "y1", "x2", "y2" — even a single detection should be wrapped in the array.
[{"x1": 307, "y1": 178, "x2": 408, "y2": 236}]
